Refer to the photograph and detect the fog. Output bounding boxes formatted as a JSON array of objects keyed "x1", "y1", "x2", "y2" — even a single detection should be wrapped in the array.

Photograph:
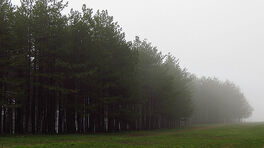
[{"x1": 11, "y1": 0, "x2": 264, "y2": 121}]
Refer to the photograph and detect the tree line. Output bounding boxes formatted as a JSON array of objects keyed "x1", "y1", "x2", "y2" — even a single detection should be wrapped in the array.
[
  {"x1": 190, "y1": 77, "x2": 253, "y2": 124},
  {"x1": 0, "y1": 0, "x2": 252, "y2": 134}
]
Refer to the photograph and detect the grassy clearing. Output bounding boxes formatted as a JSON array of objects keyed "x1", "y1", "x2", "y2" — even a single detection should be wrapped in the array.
[{"x1": 1, "y1": 123, "x2": 264, "y2": 148}]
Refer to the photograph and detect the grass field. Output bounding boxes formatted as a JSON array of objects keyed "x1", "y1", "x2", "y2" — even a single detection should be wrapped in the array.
[{"x1": 1, "y1": 123, "x2": 264, "y2": 148}]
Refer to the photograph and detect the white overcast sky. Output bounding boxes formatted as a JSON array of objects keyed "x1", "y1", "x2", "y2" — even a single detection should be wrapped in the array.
[{"x1": 12, "y1": 0, "x2": 264, "y2": 121}]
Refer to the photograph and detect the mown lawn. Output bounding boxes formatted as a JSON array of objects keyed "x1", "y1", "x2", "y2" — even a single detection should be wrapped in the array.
[{"x1": 1, "y1": 123, "x2": 264, "y2": 148}]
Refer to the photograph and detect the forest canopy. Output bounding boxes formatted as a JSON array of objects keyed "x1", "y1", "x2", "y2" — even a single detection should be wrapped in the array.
[{"x1": 0, "y1": 0, "x2": 252, "y2": 134}]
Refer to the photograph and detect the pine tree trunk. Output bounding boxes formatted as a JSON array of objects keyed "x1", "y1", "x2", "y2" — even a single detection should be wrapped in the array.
[
  {"x1": 88, "y1": 113, "x2": 90, "y2": 130},
  {"x1": 83, "y1": 114, "x2": 86, "y2": 133},
  {"x1": 113, "y1": 119, "x2": 116, "y2": 131},
  {"x1": 158, "y1": 116, "x2": 161, "y2": 129},
  {"x1": 34, "y1": 99, "x2": 38, "y2": 133},
  {"x1": 83, "y1": 100, "x2": 86, "y2": 133},
  {"x1": 55, "y1": 101, "x2": 59, "y2": 134},
  {"x1": 93, "y1": 120, "x2": 96, "y2": 133},
  {"x1": 75, "y1": 111, "x2": 78, "y2": 132},
  {"x1": 12, "y1": 105, "x2": 15, "y2": 134},
  {"x1": 87, "y1": 97, "x2": 90, "y2": 130},
  {"x1": 0, "y1": 84, "x2": 3, "y2": 134},
  {"x1": 27, "y1": 101, "x2": 32, "y2": 133},
  {"x1": 40, "y1": 113, "x2": 43, "y2": 134},
  {"x1": 148, "y1": 100, "x2": 152, "y2": 129},
  {"x1": 135, "y1": 119, "x2": 138, "y2": 130},
  {"x1": 118, "y1": 121, "x2": 121, "y2": 131},
  {"x1": 61, "y1": 110, "x2": 66, "y2": 133},
  {"x1": 144, "y1": 108, "x2": 147, "y2": 129},
  {"x1": 33, "y1": 58, "x2": 38, "y2": 134},
  {"x1": 104, "y1": 105, "x2": 108, "y2": 132},
  {"x1": 1, "y1": 106, "x2": 4, "y2": 134},
  {"x1": 139, "y1": 106, "x2": 142, "y2": 130},
  {"x1": 22, "y1": 111, "x2": 26, "y2": 133}
]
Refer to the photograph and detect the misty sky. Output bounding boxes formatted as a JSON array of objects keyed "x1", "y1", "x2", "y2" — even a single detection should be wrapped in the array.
[{"x1": 11, "y1": 0, "x2": 264, "y2": 121}]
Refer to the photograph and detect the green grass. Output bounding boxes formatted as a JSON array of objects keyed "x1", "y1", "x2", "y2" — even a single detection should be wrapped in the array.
[{"x1": 1, "y1": 123, "x2": 264, "y2": 148}]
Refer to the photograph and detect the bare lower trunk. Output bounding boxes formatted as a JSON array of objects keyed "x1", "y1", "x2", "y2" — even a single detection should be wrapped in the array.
[
  {"x1": 40, "y1": 112, "x2": 44, "y2": 134},
  {"x1": 104, "y1": 117, "x2": 108, "y2": 132},
  {"x1": 93, "y1": 120, "x2": 96, "y2": 133},
  {"x1": 61, "y1": 110, "x2": 66, "y2": 133},
  {"x1": 87, "y1": 97, "x2": 90, "y2": 130},
  {"x1": 83, "y1": 111, "x2": 86, "y2": 133},
  {"x1": 55, "y1": 103, "x2": 59, "y2": 134},
  {"x1": 1, "y1": 106, "x2": 4, "y2": 133},
  {"x1": 28, "y1": 102, "x2": 32, "y2": 133},
  {"x1": 113, "y1": 119, "x2": 116, "y2": 130},
  {"x1": 139, "y1": 107, "x2": 142, "y2": 130},
  {"x1": 158, "y1": 117, "x2": 161, "y2": 129},
  {"x1": 148, "y1": 100, "x2": 152, "y2": 129},
  {"x1": 104, "y1": 105, "x2": 108, "y2": 132},
  {"x1": 118, "y1": 121, "x2": 121, "y2": 131},
  {"x1": 1, "y1": 84, "x2": 4, "y2": 134},
  {"x1": 135, "y1": 119, "x2": 138, "y2": 130},
  {"x1": 12, "y1": 101, "x2": 15, "y2": 134},
  {"x1": 34, "y1": 97, "x2": 38, "y2": 133},
  {"x1": 22, "y1": 113, "x2": 26, "y2": 133},
  {"x1": 75, "y1": 111, "x2": 78, "y2": 132},
  {"x1": 144, "y1": 109, "x2": 147, "y2": 129},
  {"x1": 88, "y1": 113, "x2": 90, "y2": 130}
]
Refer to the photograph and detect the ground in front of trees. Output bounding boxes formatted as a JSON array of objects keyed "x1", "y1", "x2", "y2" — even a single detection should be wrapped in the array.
[{"x1": 1, "y1": 123, "x2": 264, "y2": 148}]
